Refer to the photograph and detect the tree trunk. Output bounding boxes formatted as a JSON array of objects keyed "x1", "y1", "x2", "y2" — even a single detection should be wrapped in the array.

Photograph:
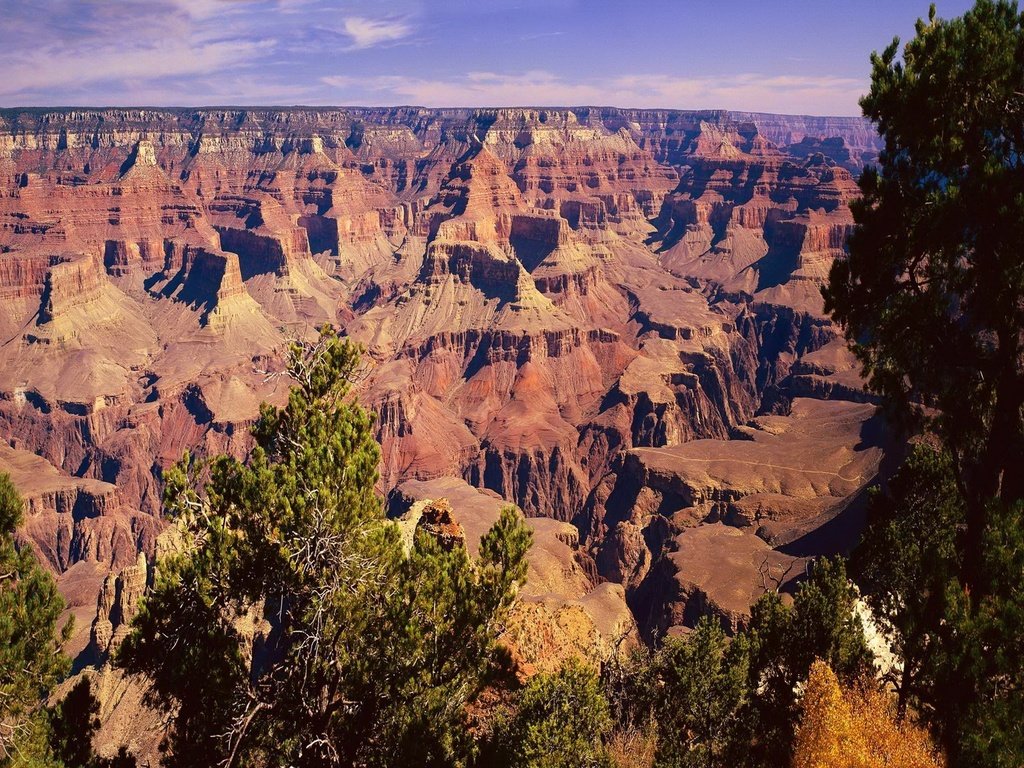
[{"x1": 963, "y1": 363, "x2": 1024, "y2": 599}]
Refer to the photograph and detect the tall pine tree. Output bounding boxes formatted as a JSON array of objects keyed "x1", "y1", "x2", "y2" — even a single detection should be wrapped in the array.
[
  {"x1": 825, "y1": 4, "x2": 1024, "y2": 763},
  {"x1": 0, "y1": 474, "x2": 71, "y2": 767},
  {"x1": 823, "y1": 0, "x2": 1024, "y2": 596}
]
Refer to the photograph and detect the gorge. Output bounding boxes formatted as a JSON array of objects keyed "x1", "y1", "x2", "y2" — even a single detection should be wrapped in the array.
[{"x1": 0, "y1": 107, "x2": 890, "y2": 743}]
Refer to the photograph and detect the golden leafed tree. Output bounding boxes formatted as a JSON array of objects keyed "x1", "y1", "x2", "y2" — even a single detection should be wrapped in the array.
[
  {"x1": 792, "y1": 660, "x2": 864, "y2": 768},
  {"x1": 793, "y1": 660, "x2": 944, "y2": 768}
]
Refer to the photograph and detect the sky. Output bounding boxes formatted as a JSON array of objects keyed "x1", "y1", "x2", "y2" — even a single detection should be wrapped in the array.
[{"x1": 0, "y1": 0, "x2": 977, "y2": 116}]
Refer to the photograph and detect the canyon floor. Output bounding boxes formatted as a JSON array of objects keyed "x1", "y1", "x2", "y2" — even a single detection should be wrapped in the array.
[{"x1": 0, "y1": 107, "x2": 892, "y2": 747}]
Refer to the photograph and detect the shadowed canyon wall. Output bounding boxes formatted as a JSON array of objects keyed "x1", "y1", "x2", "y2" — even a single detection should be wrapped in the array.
[{"x1": 0, "y1": 106, "x2": 887, "y2": 657}]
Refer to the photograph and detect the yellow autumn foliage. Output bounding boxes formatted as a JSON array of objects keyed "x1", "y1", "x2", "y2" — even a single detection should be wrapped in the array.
[{"x1": 792, "y1": 660, "x2": 944, "y2": 768}]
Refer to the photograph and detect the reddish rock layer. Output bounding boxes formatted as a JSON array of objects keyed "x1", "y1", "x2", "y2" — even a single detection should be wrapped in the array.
[{"x1": 0, "y1": 107, "x2": 886, "y2": 648}]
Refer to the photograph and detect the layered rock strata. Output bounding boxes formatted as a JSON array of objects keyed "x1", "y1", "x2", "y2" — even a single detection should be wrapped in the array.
[{"x1": 0, "y1": 107, "x2": 886, "y2": 657}]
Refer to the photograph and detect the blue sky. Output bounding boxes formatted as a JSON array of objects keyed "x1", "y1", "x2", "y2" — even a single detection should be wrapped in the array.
[{"x1": 0, "y1": 0, "x2": 976, "y2": 115}]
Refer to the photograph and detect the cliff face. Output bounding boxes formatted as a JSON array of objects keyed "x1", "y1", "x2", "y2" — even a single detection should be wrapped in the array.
[
  {"x1": 726, "y1": 111, "x2": 882, "y2": 169},
  {"x1": 0, "y1": 106, "x2": 885, "y2": 651}
]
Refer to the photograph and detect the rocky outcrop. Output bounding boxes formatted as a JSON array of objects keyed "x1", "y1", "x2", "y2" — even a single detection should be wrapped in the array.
[
  {"x1": 413, "y1": 497, "x2": 467, "y2": 552},
  {"x1": 390, "y1": 477, "x2": 638, "y2": 674},
  {"x1": 0, "y1": 106, "x2": 893, "y2": 664},
  {"x1": 25, "y1": 252, "x2": 155, "y2": 353},
  {"x1": 583, "y1": 398, "x2": 889, "y2": 637},
  {"x1": 88, "y1": 551, "x2": 148, "y2": 663},
  {"x1": 154, "y1": 242, "x2": 254, "y2": 323}
]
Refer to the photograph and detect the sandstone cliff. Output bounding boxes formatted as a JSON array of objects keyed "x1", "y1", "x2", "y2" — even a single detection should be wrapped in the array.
[{"x1": 0, "y1": 106, "x2": 886, "y2": 664}]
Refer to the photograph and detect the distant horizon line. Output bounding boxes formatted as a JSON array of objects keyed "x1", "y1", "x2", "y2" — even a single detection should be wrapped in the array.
[{"x1": 0, "y1": 104, "x2": 870, "y2": 121}]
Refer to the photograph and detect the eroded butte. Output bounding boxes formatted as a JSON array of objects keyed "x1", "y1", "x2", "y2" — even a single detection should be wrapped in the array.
[{"x1": 0, "y1": 107, "x2": 888, "y2": 658}]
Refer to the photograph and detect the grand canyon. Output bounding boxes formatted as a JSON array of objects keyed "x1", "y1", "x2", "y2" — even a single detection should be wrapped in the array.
[
  {"x1": 0, "y1": 106, "x2": 894, "y2": 744},
  {"x1": 6, "y1": 0, "x2": 1024, "y2": 763}
]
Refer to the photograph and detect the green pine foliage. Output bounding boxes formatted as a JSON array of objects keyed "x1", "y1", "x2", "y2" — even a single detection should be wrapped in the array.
[
  {"x1": 649, "y1": 619, "x2": 750, "y2": 768},
  {"x1": 784, "y1": 558, "x2": 874, "y2": 683},
  {"x1": 118, "y1": 327, "x2": 532, "y2": 768},
  {"x1": 489, "y1": 660, "x2": 613, "y2": 768},
  {"x1": 823, "y1": 0, "x2": 1024, "y2": 594},
  {"x1": 0, "y1": 473, "x2": 71, "y2": 768},
  {"x1": 854, "y1": 444, "x2": 963, "y2": 721},
  {"x1": 962, "y1": 501, "x2": 1024, "y2": 764},
  {"x1": 932, "y1": 500, "x2": 1024, "y2": 766}
]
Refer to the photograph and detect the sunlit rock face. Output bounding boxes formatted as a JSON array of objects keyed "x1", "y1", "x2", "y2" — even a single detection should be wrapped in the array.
[{"x1": 0, "y1": 106, "x2": 886, "y2": 646}]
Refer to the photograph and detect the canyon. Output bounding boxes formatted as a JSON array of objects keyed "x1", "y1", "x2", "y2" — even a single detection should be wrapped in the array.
[{"x1": 0, "y1": 106, "x2": 887, "y2": 702}]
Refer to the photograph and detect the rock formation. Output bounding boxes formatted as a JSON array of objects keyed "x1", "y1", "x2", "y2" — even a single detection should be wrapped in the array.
[
  {"x1": 0, "y1": 107, "x2": 887, "y2": 671},
  {"x1": 88, "y1": 551, "x2": 148, "y2": 664},
  {"x1": 391, "y1": 477, "x2": 637, "y2": 675}
]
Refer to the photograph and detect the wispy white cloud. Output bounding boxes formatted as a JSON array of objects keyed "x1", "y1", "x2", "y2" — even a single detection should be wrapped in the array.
[
  {"x1": 341, "y1": 16, "x2": 412, "y2": 50},
  {"x1": 0, "y1": 0, "x2": 283, "y2": 103},
  {"x1": 0, "y1": 1, "x2": 868, "y2": 114},
  {"x1": 0, "y1": 39, "x2": 275, "y2": 99},
  {"x1": 162, "y1": 0, "x2": 248, "y2": 20},
  {"x1": 320, "y1": 70, "x2": 866, "y2": 115}
]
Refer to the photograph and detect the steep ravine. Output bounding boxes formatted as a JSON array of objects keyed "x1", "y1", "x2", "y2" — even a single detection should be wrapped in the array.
[{"x1": 0, "y1": 106, "x2": 886, "y2": 649}]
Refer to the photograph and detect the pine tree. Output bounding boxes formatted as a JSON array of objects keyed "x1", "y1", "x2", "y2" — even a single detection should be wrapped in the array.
[
  {"x1": 489, "y1": 660, "x2": 613, "y2": 768},
  {"x1": 934, "y1": 500, "x2": 1024, "y2": 766},
  {"x1": 786, "y1": 559, "x2": 874, "y2": 683},
  {"x1": 118, "y1": 327, "x2": 532, "y2": 767},
  {"x1": 650, "y1": 619, "x2": 750, "y2": 768},
  {"x1": 0, "y1": 473, "x2": 70, "y2": 768},
  {"x1": 854, "y1": 445, "x2": 963, "y2": 721},
  {"x1": 823, "y1": 0, "x2": 1024, "y2": 597}
]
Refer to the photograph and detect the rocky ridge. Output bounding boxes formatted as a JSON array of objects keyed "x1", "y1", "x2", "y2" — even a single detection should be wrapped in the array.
[{"x1": 0, "y1": 107, "x2": 886, "y2": 666}]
